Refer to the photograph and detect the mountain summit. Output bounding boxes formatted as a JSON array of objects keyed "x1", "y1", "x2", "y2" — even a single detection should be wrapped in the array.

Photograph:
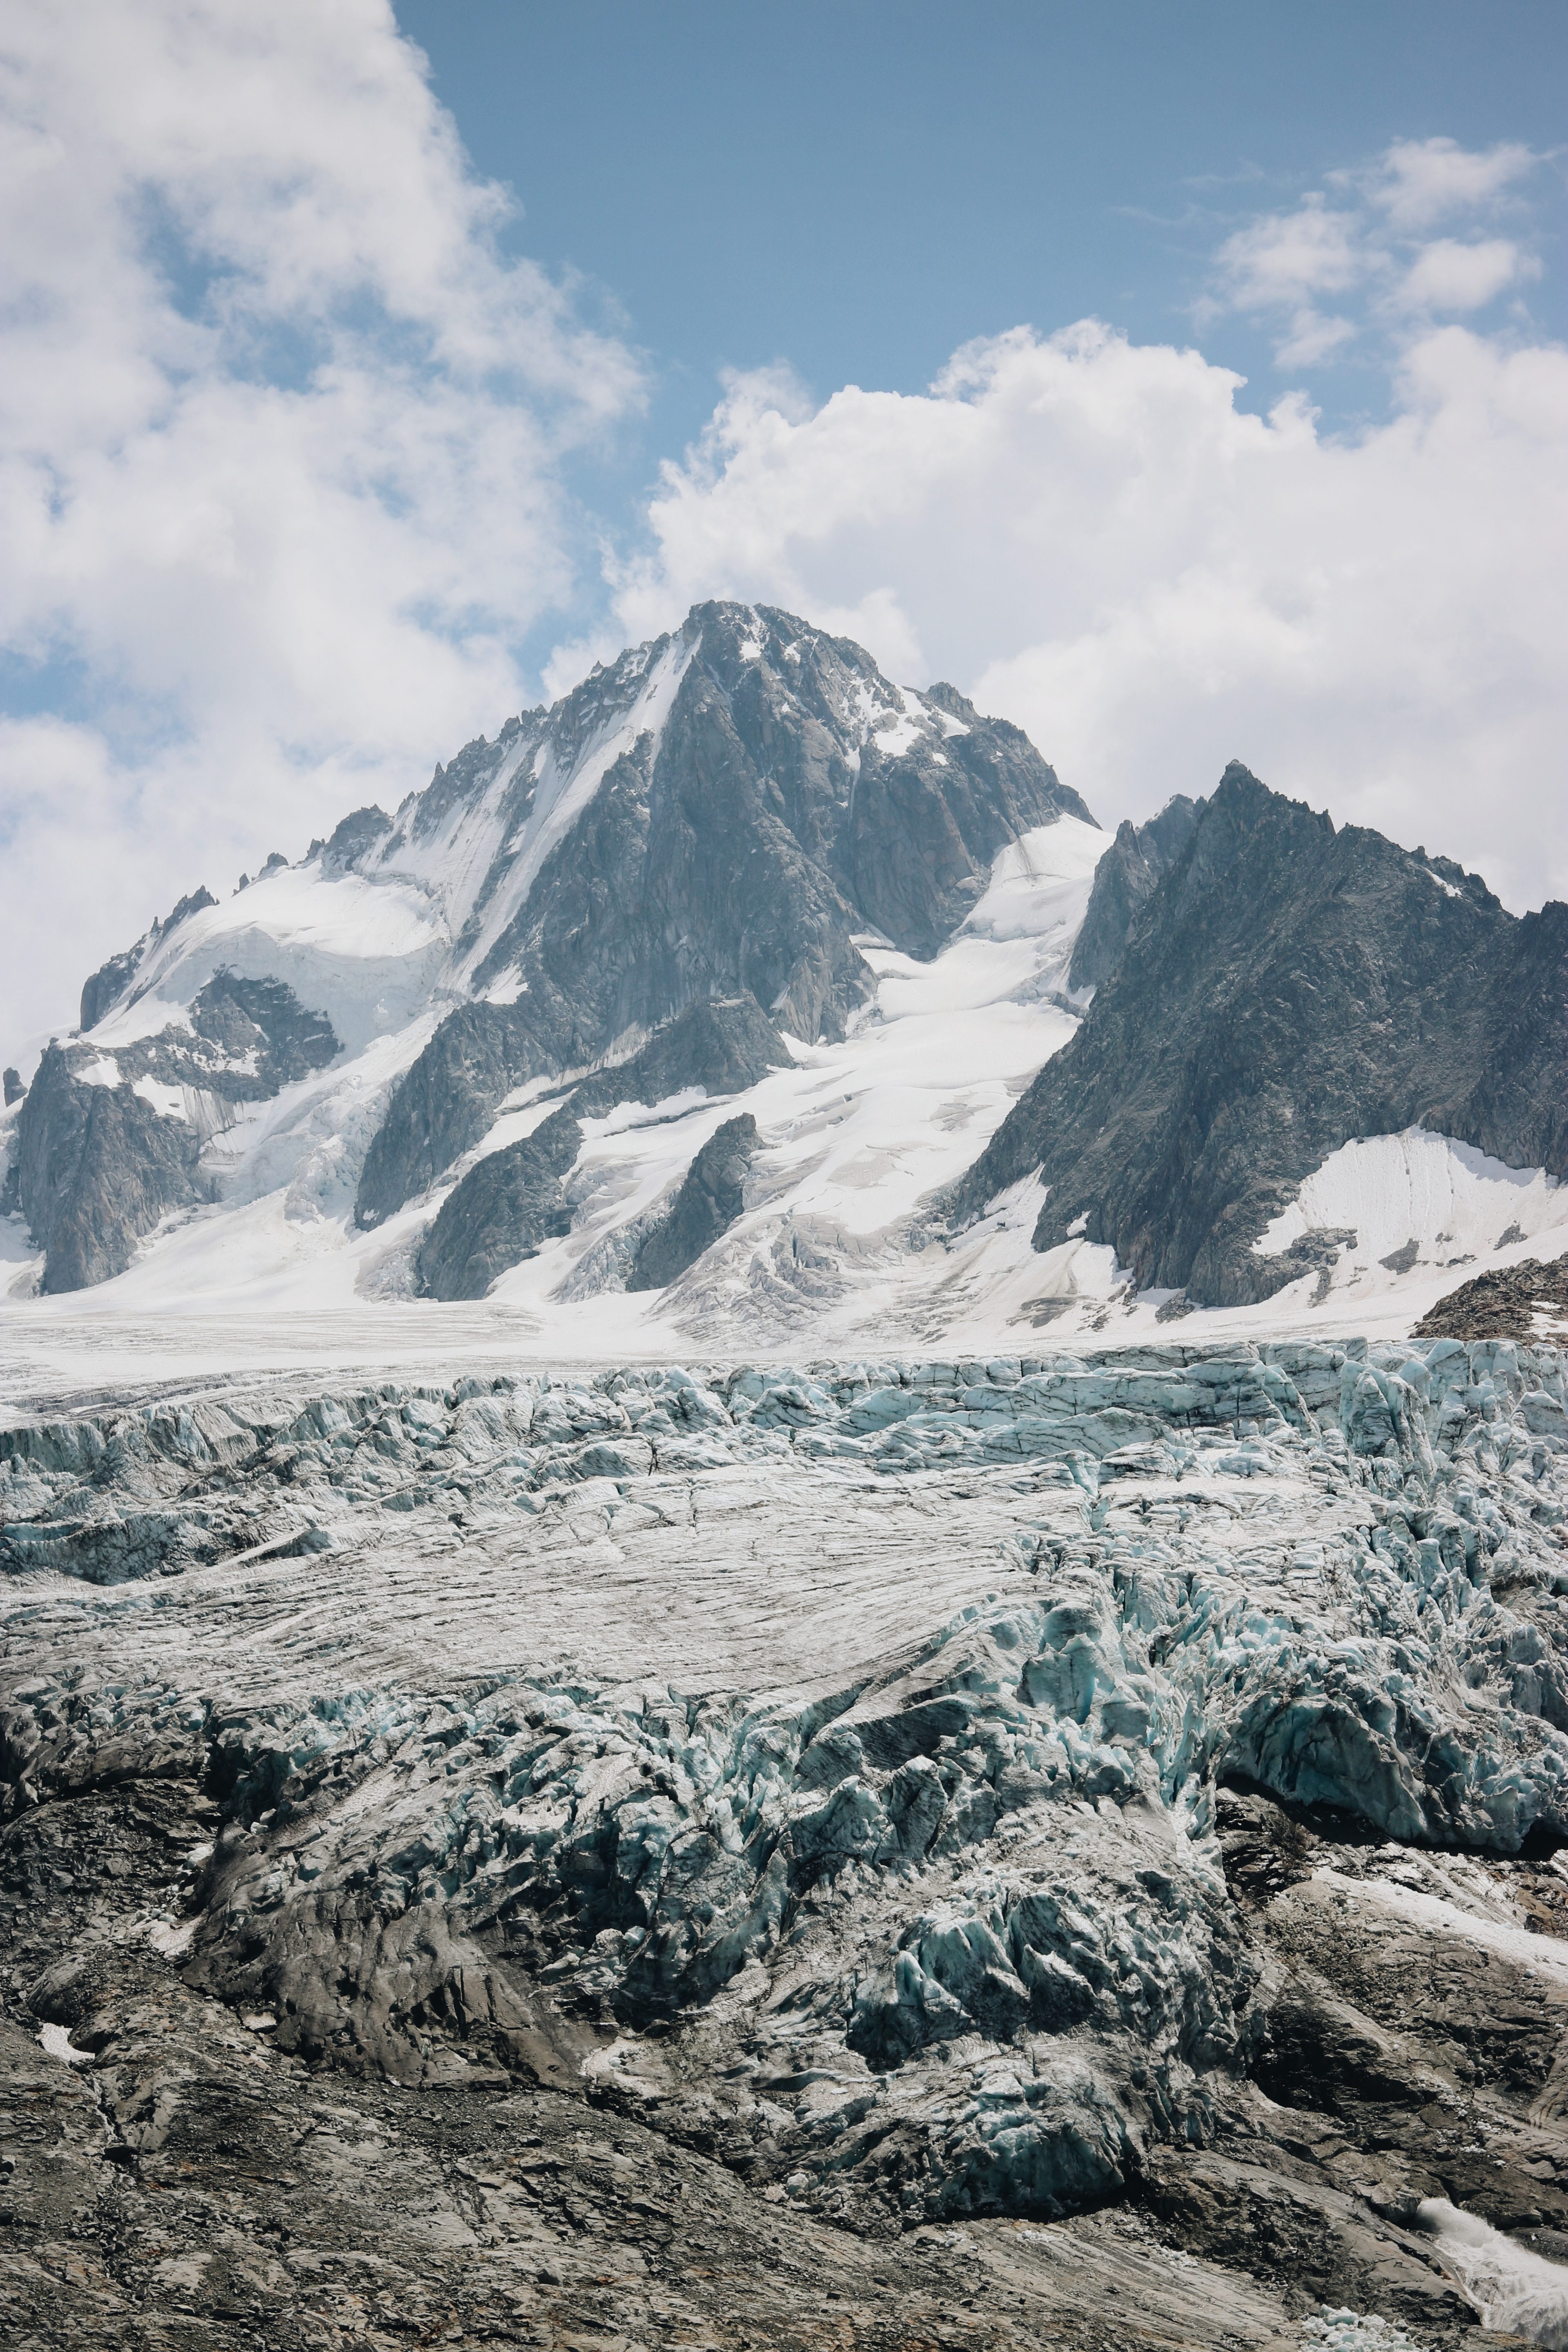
[
  {"x1": 2, "y1": 604, "x2": 1091, "y2": 1307},
  {"x1": 2, "y1": 611, "x2": 1564, "y2": 1346}
]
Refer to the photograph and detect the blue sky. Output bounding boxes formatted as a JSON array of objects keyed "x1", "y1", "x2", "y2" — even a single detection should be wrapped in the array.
[
  {"x1": 398, "y1": 0, "x2": 1566, "y2": 477},
  {"x1": 0, "y1": 1, "x2": 1565, "y2": 1041}
]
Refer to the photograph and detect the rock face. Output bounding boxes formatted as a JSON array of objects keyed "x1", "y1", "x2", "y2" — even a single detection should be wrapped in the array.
[
  {"x1": 628, "y1": 1113, "x2": 759, "y2": 1290},
  {"x1": 1065, "y1": 793, "x2": 1204, "y2": 993},
  {"x1": 416, "y1": 1107, "x2": 583, "y2": 1301},
  {"x1": 954, "y1": 766, "x2": 1568, "y2": 1307},
  {"x1": 412, "y1": 998, "x2": 789, "y2": 1301},
  {"x1": 12, "y1": 971, "x2": 342, "y2": 1292},
  {"x1": 3, "y1": 1337, "x2": 1568, "y2": 2345},
  {"x1": 13, "y1": 1046, "x2": 205, "y2": 1293},
  {"x1": 353, "y1": 606, "x2": 1087, "y2": 1229}
]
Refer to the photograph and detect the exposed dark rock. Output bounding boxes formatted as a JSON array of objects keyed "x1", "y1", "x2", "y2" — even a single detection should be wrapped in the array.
[
  {"x1": 1067, "y1": 794, "x2": 1205, "y2": 993},
  {"x1": 408, "y1": 1002, "x2": 786, "y2": 1298},
  {"x1": 318, "y1": 803, "x2": 392, "y2": 872},
  {"x1": 1416, "y1": 1252, "x2": 1568, "y2": 1340},
  {"x1": 13, "y1": 1045, "x2": 205, "y2": 1293},
  {"x1": 416, "y1": 1107, "x2": 582, "y2": 1301},
  {"x1": 356, "y1": 604, "x2": 1086, "y2": 1228},
  {"x1": 2, "y1": 1068, "x2": 22, "y2": 1107},
  {"x1": 15, "y1": 975, "x2": 342, "y2": 1292},
  {"x1": 628, "y1": 1114, "x2": 759, "y2": 1291},
  {"x1": 78, "y1": 948, "x2": 140, "y2": 1033},
  {"x1": 356, "y1": 1001, "x2": 537, "y2": 1229},
  {"x1": 179, "y1": 968, "x2": 339, "y2": 1096},
  {"x1": 952, "y1": 764, "x2": 1568, "y2": 1308},
  {"x1": 572, "y1": 996, "x2": 791, "y2": 1118}
]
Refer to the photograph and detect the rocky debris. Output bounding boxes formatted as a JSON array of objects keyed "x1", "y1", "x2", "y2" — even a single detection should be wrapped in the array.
[
  {"x1": 1418, "y1": 1257, "x2": 1568, "y2": 1343},
  {"x1": 354, "y1": 603, "x2": 1087, "y2": 1229},
  {"x1": 1067, "y1": 793, "x2": 1205, "y2": 994},
  {"x1": 417, "y1": 1107, "x2": 584, "y2": 1301},
  {"x1": 4, "y1": 1342, "x2": 1567, "y2": 2348},
  {"x1": 629, "y1": 1114, "x2": 759, "y2": 1290},
  {"x1": 952, "y1": 764, "x2": 1568, "y2": 1309},
  {"x1": 13, "y1": 971, "x2": 343, "y2": 1293}
]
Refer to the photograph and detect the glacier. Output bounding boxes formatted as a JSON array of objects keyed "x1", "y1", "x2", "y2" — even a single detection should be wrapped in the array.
[{"x1": 4, "y1": 1335, "x2": 1568, "y2": 2320}]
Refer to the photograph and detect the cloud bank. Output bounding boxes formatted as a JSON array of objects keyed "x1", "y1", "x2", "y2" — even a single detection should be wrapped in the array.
[
  {"x1": 1, "y1": 48, "x2": 1560, "y2": 1060},
  {"x1": 0, "y1": 0, "x2": 640, "y2": 1040},
  {"x1": 613, "y1": 140, "x2": 1566, "y2": 915}
]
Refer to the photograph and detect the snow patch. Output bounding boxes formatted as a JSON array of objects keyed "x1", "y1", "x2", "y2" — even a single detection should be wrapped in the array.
[
  {"x1": 1256, "y1": 1129, "x2": 1566, "y2": 1274},
  {"x1": 132, "y1": 1077, "x2": 187, "y2": 1122},
  {"x1": 38, "y1": 2022, "x2": 91, "y2": 2067}
]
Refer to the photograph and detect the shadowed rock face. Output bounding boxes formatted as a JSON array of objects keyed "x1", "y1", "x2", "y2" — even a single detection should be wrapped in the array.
[
  {"x1": 570, "y1": 996, "x2": 791, "y2": 1120},
  {"x1": 1067, "y1": 794, "x2": 1205, "y2": 993},
  {"x1": 628, "y1": 1113, "x2": 758, "y2": 1291},
  {"x1": 412, "y1": 999, "x2": 789, "y2": 1300},
  {"x1": 12, "y1": 972, "x2": 342, "y2": 1293},
  {"x1": 354, "y1": 605, "x2": 1087, "y2": 1229},
  {"x1": 15, "y1": 1047, "x2": 205, "y2": 1294},
  {"x1": 416, "y1": 1107, "x2": 582, "y2": 1301},
  {"x1": 952, "y1": 765, "x2": 1568, "y2": 1308}
]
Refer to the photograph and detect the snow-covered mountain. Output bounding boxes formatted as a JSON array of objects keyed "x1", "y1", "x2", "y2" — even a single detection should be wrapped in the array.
[{"x1": 2, "y1": 601, "x2": 1564, "y2": 1363}]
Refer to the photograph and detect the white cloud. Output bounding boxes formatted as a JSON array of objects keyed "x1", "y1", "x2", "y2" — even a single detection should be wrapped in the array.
[
  {"x1": 1272, "y1": 309, "x2": 1357, "y2": 370},
  {"x1": 1214, "y1": 193, "x2": 1367, "y2": 310},
  {"x1": 613, "y1": 318, "x2": 1568, "y2": 920},
  {"x1": 0, "y1": 0, "x2": 641, "y2": 1041},
  {"x1": 1396, "y1": 237, "x2": 1537, "y2": 314},
  {"x1": 1356, "y1": 135, "x2": 1540, "y2": 231},
  {"x1": 1206, "y1": 136, "x2": 1550, "y2": 368}
]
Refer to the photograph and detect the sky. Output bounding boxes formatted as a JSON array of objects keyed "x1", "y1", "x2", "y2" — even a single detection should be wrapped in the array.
[{"x1": 1, "y1": 0, "x2": 1565, "y2": 1044}]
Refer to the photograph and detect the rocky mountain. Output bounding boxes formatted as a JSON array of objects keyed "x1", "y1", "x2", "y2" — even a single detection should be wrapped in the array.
[
  {"x1": 1065, "y1": 791, "x2": 1204, "y2": 993},
  {"x1": 5, "y1": 606, "x2": 1568, "y2": 2352},
  {"x1": 951, "y1": 764, "x2": 1568, "y2": 1313},
  {"x1": 2, "y1": 616, "x2": 1565, "y2": 1360},
  {"x1": 1, "y1": 601, "x2": 1087, "y2": 1305}
]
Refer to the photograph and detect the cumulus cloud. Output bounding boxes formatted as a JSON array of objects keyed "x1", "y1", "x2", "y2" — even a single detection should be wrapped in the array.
[
  {"x1": 613, "y1": 314, "x2": 1568, "y2": 918},
  {"x1": 0, "y1": 0, "x2": 641, "y2": 1041},
  {"x1": 1396, "y1": 237, "x2": 1537, "y2": 314},
  {"x1": 1357, "y1": 134, "x2": 1541, "y2": 231},
  {"x1": 1208, "y1": 136, "x2": 1550, "y2": 368}
]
